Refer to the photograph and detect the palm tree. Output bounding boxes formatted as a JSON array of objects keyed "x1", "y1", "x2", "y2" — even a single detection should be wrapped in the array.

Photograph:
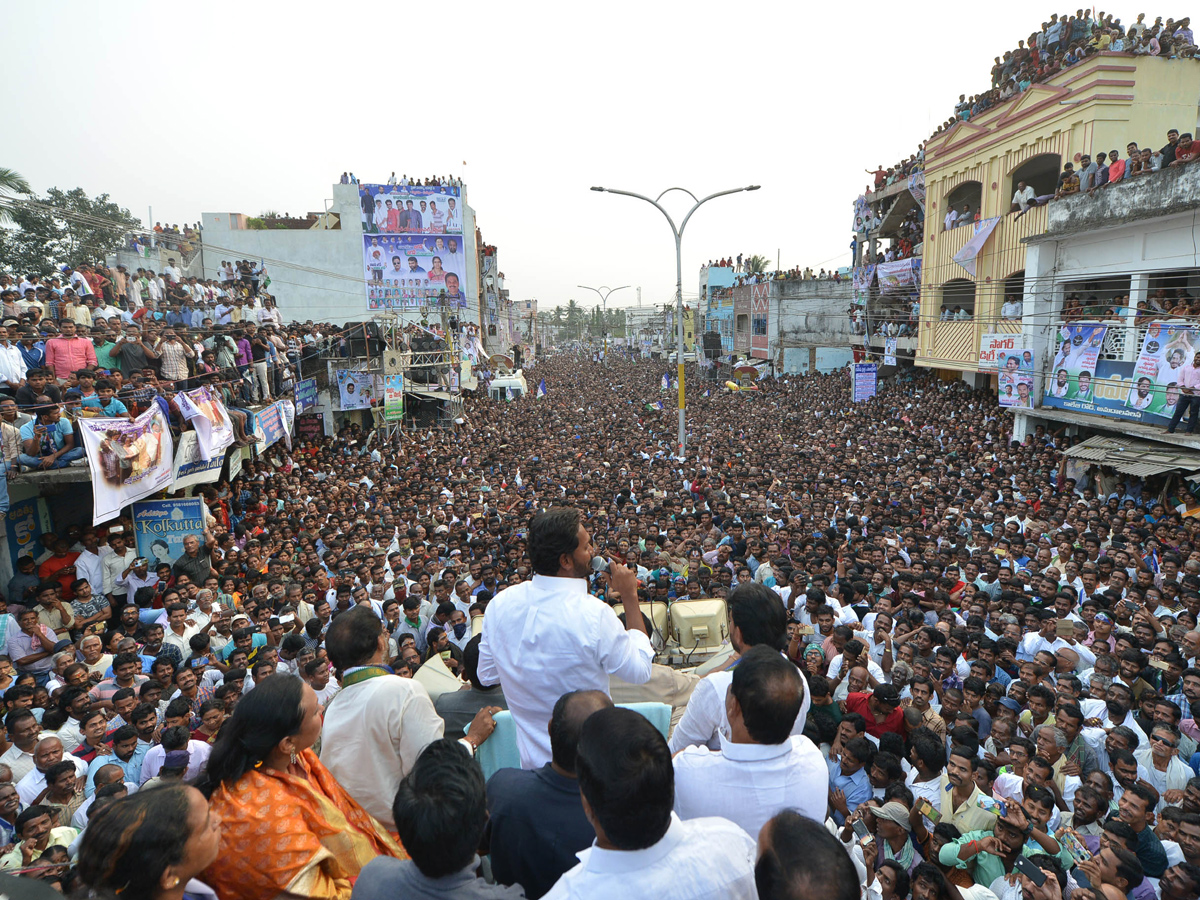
[
  {"x1": 0, "y1": 167, "x2": 32, "y2": 224},
  {"x1": 745, "y1": 254, "x2": 770, "y2": 275}
]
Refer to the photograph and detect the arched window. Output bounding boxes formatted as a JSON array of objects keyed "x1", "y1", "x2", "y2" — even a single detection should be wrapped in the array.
[
  {"x1": 1010, "y1": 154, "x2": 1061, "y2": 206},
  {"x1": 943, "y1": 181, "x2": 982, "y2": 230},
  {"x1": 941, "y1": 279, "x2": 977, "y2": 319}
]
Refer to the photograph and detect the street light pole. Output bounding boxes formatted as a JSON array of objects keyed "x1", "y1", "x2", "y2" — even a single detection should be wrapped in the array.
[
  {"x1": 577, "y1": 284, "x2": 629, "y2": 366},
  {"x1": 590, "y1": 184, "x2": 760, "y2": 457}
]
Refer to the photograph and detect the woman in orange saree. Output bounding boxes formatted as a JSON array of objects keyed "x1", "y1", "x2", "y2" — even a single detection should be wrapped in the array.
[{"x1": 198, "y1": 674, "x2": 405, "y2": 899}]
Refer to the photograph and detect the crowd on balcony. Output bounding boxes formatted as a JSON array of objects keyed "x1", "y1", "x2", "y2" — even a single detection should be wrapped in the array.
[
  {"x1": 1053, "y1": 129, "x2": 1200, "y2": 204},
  {"x1": 851, "y1": 294, "x2": 921, "y2": 337},
  {"x1": 933, "y1": 13, "x2": 1197, "y2": 141},
  {"x1": 0, "y1": 261, "x2": 336, "y2": 473},
  {"x1": 865, "y1": 151, "x2": 926, "y2": 195}
]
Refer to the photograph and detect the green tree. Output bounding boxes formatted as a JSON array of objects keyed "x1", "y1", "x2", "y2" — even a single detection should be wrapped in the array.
[
  {"x1": 0, "y1": 167, "x2": 32, "y2": 225},
  {"x1": 565, "y1": 299, "x2": 582, "y2": 340},
  {"x1": 745, "y1": 254, "x2": 770, "y2": 275},
  {"x1": 0, "y1": 186, "x2": 140, "y2": 275}
]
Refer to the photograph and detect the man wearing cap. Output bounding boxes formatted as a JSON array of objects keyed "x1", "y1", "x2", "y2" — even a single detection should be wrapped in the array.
[{"x1": 843, "y1": 684, "x2": 904, "y2": 738}]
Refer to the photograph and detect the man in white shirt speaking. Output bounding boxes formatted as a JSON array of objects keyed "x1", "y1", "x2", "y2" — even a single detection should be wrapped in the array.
[
  {"x1": 673, "y1": 645, "x2": 827, "y2": 837},
  {"x1": 543, "y1": 706, "x2": 757, "y2": 900},
  {"x1": 478, "y1": 508, "x2": 652, "y2": 769}
]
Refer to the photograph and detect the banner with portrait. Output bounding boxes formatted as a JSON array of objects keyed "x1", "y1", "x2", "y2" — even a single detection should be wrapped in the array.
[
  {"x1": 852, "y1": 195, "x2": 871, "y2": 233},
  {"x1": 999, "y1": 372, "x2": 1034, "y2": 408},
  {"x1": 176, "y1": 386, "x2": 235, "y2": 461},
  {"x1": 364, "y1": 233, "x2": 468, "y2": 311},
  {"x1": 1043, "y1": 323, "x2": 1108, "y2": 410},
  {"x1": 359, "y1": 183, "x2": 463, "y2": 235},
  {"x1": 884, "y1": 338, "x2": 897, "y2": 366},
  {"x1": 133, "y1": 499, "x2": 205, "y2": 568},
  {"x1": 876, "y1": 258, "x2": 921, "y2": 294},
  {"x1": 251, "y1": 401, "x2": 290, "y2": 451},
  {"x1": 979, "y1": 334, "x2": 1035, "y2": 373},
  {"x1": 383, "y1": 375, "x2": 404, "y2": 422},
  {"x1": 336, "y1": 370, "x2": 374, "y2": 409},
  {"x1": 78, "y1": 404, "x2": 175, "y2": 525},
  {"x1": 1124, "y1": 322, "x2": 1200, "y2": 420}
]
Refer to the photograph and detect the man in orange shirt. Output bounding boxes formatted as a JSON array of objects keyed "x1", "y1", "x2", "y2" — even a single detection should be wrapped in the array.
[{"x1": 38, "y1": 539, "x2": 80, "y2": 595}]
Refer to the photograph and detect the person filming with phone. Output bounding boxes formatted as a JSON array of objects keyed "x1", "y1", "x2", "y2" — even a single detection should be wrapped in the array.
[{"x1": 478, "y1": 507, "x2": 652, "y2": 769}]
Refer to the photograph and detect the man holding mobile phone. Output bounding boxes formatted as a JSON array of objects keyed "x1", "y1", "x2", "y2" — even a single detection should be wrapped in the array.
[{"x1": 478, "y1": 508, "x2": 651, "y2": 769}]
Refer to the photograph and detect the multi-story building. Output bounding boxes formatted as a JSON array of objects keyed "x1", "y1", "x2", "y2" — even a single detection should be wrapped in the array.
[
  {"x1": 913, "y1": 52, "x2": 1200, "y2": 381},
  {"x1": 700, "y1": 265, "x2": 735, "y2": 350}
]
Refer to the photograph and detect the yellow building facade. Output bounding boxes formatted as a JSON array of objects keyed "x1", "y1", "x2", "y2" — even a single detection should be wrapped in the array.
[{"x1": 917, "y1": 53, "x2": 1200, "y2": 373}]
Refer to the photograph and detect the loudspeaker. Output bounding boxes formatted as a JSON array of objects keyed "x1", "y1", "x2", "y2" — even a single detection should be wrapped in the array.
[
  {"x1": 513, "y1": 346, "x2": 523, "y2": 368},
  {"x1": 703, "y1": 330, "x2": 721, "y2": 361}
]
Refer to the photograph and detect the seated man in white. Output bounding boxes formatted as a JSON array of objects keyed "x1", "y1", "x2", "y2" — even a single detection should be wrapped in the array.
[
  {"x1": 669, "y1": 583, "x2": 808, "y2": 752},
  {"x1": 544, "y1": 706, "x2": 757, "y2": 900},
  {"x1": 673, "y1": 645, "x2": 827, "y2": 837}
]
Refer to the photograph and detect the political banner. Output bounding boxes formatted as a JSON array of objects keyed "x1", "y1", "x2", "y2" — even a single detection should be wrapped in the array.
[
  {"x1": 176, "y1": 386, "x2": 234, "y2": 461},
  {"x1": 952, "y1": 216, "x2": 1002, "y2": 278},
  {"x1": 360, "y1": 183, "x2": 465, "y2": 310},
  {"x1": 5, "y1": 499, "x2": 49, "y2": 569},
  {"x1": 364, "y1": 234, "x2": 468, "y2": 311},
  {"x1": 77, "y1": 404, "x2": 174, "y2": 525},
  {"x1": 359, "y1": 183, "x2": 463, "y2": 234},
  {"x1": 884, "y1": 338, "x2": 897, "y2": 366},
  {"x1": 384, "y1": 375, "x2": 405, "y2": 422},
  {"x1": 1125, "y1": 322, "x2": 1199, "y2": 419},
  {"x1": 852, "y1": 363, "x2": 878, "y2": 402},
  {"x1": 171, "y1": 431, "x2": 226, "y2": 490},
  {"x1": 908, "y1": 171, "x2": 926, "y2": 204},
  {"x1": 295, "y1": 413, "x2": 325, "y2": 442},
  {"x1": 979, "y1": 334, "x2": 1035, "y2": 372},
  {"x1": 852, "y1": 195, "x2": 871, "y2": 233},
  {"x1": 133, "y1": 499, "x2": 205, "y2": 568},
  {"x1": 336, "y1": 370, "x2": 374, "y2": 409},
  {"x1": 294, "y1": 378, "x2": 318, "y2": 413},
  {"x1": 999, "y1": 372, "x2": 1034, "y2": 408},
  {"x1": 251, "y1": 402, "x2": 289, "y2": 450},
  {"x1": 876, "y1": 258, "x2": 921, "y2": 294},
  {"x1": 1045, "y1": 323, "x2": 1108, "y2": 408}
]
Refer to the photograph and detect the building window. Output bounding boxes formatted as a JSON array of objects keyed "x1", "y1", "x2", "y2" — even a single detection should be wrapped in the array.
[
  {"x1": 736, "y1": 314, "x2": 749, "y2": 334},
  {"x1": 752, "y1": 314, "x2": 767, "y2": 336},
  {"x1": 1009, "y1": 154, "x2": 1060, "y2": 208},
  {"x1": 941, "y1": 279, "x2": 976, "y2": 319},
  {"x1": 943, "y1": 181, "x2": 982, "y2": 231}
]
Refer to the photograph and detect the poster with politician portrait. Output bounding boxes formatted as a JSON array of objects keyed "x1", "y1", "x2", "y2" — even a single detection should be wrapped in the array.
[
  {"x1": 78, "y1": 404, "x2": 175, "y2": 525},
  {"x1": 364, "y1": 233, "x2": 467, "y2": 311},
  {"x1": 359, "y1": 184, "x2": 463, "y2": 235}
]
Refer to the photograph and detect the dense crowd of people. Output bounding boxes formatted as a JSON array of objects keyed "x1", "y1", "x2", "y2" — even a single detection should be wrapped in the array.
[{"x1": 0, "y1": 347, "x2": 1193, "y2": 900}]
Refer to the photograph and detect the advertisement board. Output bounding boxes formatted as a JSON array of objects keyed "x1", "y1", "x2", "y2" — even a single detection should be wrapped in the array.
[
  {"x1": 172, "y1": 432, "x2": 226, "y2": 490},
  {"x1": 383, "y1": 375, "x2": 405, "y2": 422},
  {"x1": 133, "y1": 499, "x2": 205, "y2": 567},
  {"x1": 852, "y1": 363, "x2": 878, "y2": 402},
  {"x1": 294, "y1": 378, "x2": 317, "y2": 413},
  {"x1": 359, "y1": 183, "x2": 466, "y2": 310},
  {"x1": 1044, "y1": 323, "x2": 1107, "y2": 408},
  {"x1": 295, "y1": 413, "x2": 325, "y2": 442},
  {"x1": 979, "y1": 333, "x2": 1034, "y2": 372}
]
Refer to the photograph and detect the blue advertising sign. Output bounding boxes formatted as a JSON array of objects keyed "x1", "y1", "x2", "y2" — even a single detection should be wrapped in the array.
[
  {"x1": 294, "y1": 378, "x2": 317, "y2": 413},
  {"x1": 252, "y1": 402, "x2": 288, "y2": 450},
  {"x1": 5, "y1": 499, "x2": 47, "y2": 567},
  {"x1": 1042, "y1": 357, "x2": 1167, "y2": 424},
  {"x1": 852, "y1": 363, "x2": 878, "y2": 402},
  {"x1": 133, "y1": 499, "x2": 205, "y2": 568}
]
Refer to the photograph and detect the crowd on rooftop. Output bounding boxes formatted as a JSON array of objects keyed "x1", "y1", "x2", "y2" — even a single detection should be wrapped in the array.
[
  {"x1": 0, "y1": 347, "x2": 1191, "y2": 899},
  {"x1": 935, "y1": 13, "x2": 1197, "y2": 141}
]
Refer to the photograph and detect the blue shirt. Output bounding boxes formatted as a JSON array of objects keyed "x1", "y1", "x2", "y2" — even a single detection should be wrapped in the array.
[
  {"x1": 19, "y1": 417, "x2": 72, "y2": 452},
  {"x1": 17, "y1": 342, "x2": 44, "y2": 371},
  {"x1": 81, "y1": 395, "x2": 129, "y2": 417},
  {"x1": 86, "y1": 744, "x2": 149, "y2": 795},
  {"x1": 827, "y1": 758, "x2": 872, "y2": 825}
]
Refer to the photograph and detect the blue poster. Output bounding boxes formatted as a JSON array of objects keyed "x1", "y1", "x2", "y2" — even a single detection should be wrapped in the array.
[
  {"x1": 5, "y1": 499, "x2": 47, "y2": 567},
  {"x1": 294, "y1": 378, "x2": 317, "y2": 413},
  {"x1": 133, "y1": 499, "x2": 205, "y2": 568},
  {"x1": 852, "y1": 363, "x2": 878, "y2": 402},
  {"x1": 251, "y1": 402, "x2": 288, "y2": 450}
]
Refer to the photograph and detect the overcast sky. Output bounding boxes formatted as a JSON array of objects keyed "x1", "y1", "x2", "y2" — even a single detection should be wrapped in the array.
[{"x1": 7, "y1": 1, "x2": 1056, "y2": 314}]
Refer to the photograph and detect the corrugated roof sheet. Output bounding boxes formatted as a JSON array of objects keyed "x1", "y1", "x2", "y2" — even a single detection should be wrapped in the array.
[{"x1": 1063, "y1": 434, "x2": 1200, "y2": 477}]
